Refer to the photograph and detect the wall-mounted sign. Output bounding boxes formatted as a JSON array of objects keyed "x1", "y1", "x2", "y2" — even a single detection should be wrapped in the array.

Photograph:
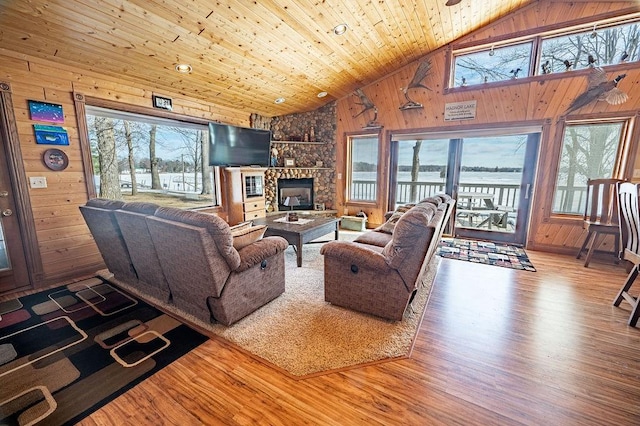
[
  {"x1": 34, "y1": 124, "x2": 69, "y2": 145},
  {"x1": 444, "y1": 100, "x2": 477, "y2": 121},
  {"x1": 153, "y1": 95, "x2": 173, "y2": 111}
]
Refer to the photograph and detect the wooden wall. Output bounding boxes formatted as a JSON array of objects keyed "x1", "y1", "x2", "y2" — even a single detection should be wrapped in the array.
[
  {"x1": 335, "y1": 0, "x2": 640, "y2": 253},
  {"x1": 0, "y1": 48, "x2": 249, "y2": 289}
]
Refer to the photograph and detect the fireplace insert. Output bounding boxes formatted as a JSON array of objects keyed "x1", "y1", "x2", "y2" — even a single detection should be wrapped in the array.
[{"x1": 278, "y1": 178, "x2": 314, "y2": 210}]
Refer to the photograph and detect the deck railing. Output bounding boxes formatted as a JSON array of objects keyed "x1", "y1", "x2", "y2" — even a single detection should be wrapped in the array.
[{"x1": 351, "y1": 180, "x2": 588, "y2": 214}]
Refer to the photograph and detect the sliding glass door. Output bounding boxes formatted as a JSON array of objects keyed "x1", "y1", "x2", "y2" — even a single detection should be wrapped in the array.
[
  {"x1": 390, "y1": 128, "x2": 540, "y2": 245},
  {"x1": 453, "y1": 133, "x2": 539, "y2": 244}
]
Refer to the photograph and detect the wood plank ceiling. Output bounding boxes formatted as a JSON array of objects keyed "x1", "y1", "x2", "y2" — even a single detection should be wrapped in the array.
[{"x1": 0, "y1": 0, "x2": 535, "y2": 117}]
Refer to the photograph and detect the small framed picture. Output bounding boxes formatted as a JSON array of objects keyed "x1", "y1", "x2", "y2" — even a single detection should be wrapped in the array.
[
  {"x1": 284, "y1": 158, "x2": 295, "y2": 167},
  {"x1": 28, "y1": 100, "x2": 64, "y2": 123},
  {"x1": 34, "y1": 124, "x2": 69, "y2": 145},
  {"x1": 314, "y1": 203, "x2": 325, "y2": 211}
]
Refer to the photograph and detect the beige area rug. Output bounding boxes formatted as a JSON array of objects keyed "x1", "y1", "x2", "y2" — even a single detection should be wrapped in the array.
[{"x1": 106, "y1": 232, "x2": 440, "y2": 377}]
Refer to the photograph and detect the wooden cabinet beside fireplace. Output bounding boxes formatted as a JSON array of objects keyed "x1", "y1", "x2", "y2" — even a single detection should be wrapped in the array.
[{"x1": 223, "y1": 167, "x2": 267, "y2": 225}]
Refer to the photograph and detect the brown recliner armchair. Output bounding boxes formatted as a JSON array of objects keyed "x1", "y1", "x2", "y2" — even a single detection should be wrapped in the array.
[
  {"x1": 145, "y1": 207, "x2": 288, "y2": 326},
  {"x1": 321, "y1": 201, "x2": 446, "y2": 321}
]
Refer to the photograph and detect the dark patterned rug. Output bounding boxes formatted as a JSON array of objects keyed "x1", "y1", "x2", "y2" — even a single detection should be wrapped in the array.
[
  {"x1": 0, "y1": 277, "x2": 207, "y2": 425},
  {"x1": 437, "y1": 238, "x2": 536, "y2": 271}
]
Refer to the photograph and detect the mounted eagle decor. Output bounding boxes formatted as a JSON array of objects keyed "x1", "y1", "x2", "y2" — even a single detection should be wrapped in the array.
[
  {"x1": 353, "y1": 88, "x2": 382, "y2": 129},
  {"x1": 399, "y1": 60, "x2": 432, "y2": 110},
  {"x1": 565, "y1": 67, "x2": 628, "y2": 114}
]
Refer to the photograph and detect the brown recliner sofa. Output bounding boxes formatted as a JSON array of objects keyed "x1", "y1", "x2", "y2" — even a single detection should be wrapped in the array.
[
  {"x1": 79, "y1": 198, "x2": 137, "y2": 283},
  {"x1": 145, "y1": 207, "x2": 288, "y2": 326},
  {"x1": 81, "y1": 200, "x2": 288, "y2": 326},
  {"x1": 114, "y1": 202, "x2": 172, "y2": 303},
  {"x1": 321, "y1": 195, "x2": 454, "y2": 321}
]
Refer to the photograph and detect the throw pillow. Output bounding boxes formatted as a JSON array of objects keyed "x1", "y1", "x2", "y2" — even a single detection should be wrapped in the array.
[
  {"x1": 231, "y1": 224, "x2": 267, "y2": 250},
  {"x1": 377, "y1": 212, "x2": 403, "y2": 234},
  {"x1": 395, "y1": 203, "x2": 414, "y2": 213},
  {"x1": 229, "y1": 221, "x2": 252, "y2": 233}
]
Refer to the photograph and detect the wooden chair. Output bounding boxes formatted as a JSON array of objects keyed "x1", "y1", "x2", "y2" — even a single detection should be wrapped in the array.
[
  {"x1": 576, "y1": 178, "x2": 625, "y2": 267},
  {"x1": 613, "y1": 182, "x2": 640, "y2": 327},
  {"x1": 482, "y1": 197, "x2": 513, "y2": 229}
]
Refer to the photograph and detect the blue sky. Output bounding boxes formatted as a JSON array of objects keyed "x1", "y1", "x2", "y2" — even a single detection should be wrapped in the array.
[{"x1": 396, "y1": 136, "x2": 527, "y2": 168}]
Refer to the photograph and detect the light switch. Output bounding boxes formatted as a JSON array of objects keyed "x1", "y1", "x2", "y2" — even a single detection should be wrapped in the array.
[{"x1": 30, "y1": 176, "x2": 47, "y2": 188}]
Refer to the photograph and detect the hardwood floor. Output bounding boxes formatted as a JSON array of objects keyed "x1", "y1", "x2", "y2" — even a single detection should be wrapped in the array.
[{"x1": 61, "y1": 252, "x2": 640, "y2": 424}]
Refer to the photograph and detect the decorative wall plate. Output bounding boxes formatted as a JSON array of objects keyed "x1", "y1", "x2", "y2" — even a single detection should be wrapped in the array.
[{"x1": 43, "y1": 148, "x2": 69, "y2": 171}]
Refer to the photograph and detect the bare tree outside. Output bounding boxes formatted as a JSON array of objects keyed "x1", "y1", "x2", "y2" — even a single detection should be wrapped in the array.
[
  {"x1": 149, "y1": 125, "x2": 162, "y2": 190},
  {"x1": 93, "y1": 116, "x2": 121, "y2": 199},
  {"x1": 200, "y1": 130, "x2": 212, "y2": 195},
  {"x1": 410, "y1": 140, "x2": 422, "y2": 203},
  {"x1": 167, "y1": 127, "x2": 204, "y2": 192},
  {"x1": 123, "y1": 121, "x2": 138, "y2": 195}
]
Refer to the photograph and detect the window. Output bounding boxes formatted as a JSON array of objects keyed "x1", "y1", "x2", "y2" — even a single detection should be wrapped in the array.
[
  {"x1": 452, "y1": 41, "x2": 533, "y2": 87},
  {"x1": 552, "y1": 120, "x2": 626, "y2": 214},
  {"x1": 540, "y1": 21, "x2": 640, "y2": 74},
  {"x1": 85, "y1": 106, "x2": 219, "y2": 208},
  {"x1": 347, "y1": 135, "x2": 379, "y2": 202},
  {"x1": 449, "y1": 14, "x2": 640, "y2": 88}
]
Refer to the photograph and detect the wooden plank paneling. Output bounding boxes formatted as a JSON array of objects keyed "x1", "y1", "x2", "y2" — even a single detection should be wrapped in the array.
[
  {"x1": 0, "y1": 0, "x2": 539, "y2": 116},
  {"x1": 336, "y1": 1, "x2": 640, "y2": 250}
]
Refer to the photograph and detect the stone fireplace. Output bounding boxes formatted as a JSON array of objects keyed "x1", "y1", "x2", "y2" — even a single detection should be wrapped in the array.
[
  {"x1": 278, "y1": 178, "x2": 314, "y2": 210},
  {"x1": 251, "y1": 102, "x2": 337, "y2": 212}
]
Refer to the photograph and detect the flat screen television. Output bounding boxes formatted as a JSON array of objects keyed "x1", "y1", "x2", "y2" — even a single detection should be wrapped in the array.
[{"x1": 208, "y1": 122, "x2": 271, "y2": 167}]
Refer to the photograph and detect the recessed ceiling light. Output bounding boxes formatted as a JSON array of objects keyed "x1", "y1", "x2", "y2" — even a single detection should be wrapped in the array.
[
  {"x1": 317, "y1": 91, "x2": 328, "y2": 98},
  {"x1": 175, "y1": 64, "x2": 193, "y2": 73},
  {"x1": 274, "y1": 97, "x2": 285, "y2": 104},
  {"x1": 333, "y1": 24, "x2": 348, "y2": 36}
]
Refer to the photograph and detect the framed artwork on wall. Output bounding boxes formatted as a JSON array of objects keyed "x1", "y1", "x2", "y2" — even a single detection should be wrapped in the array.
[
  {"x1": 34, "y1": 124, "x2": 69, "y2": 146},
  {"x1": 28, "y1": 100, "x2": 64, "y2": 123},
  {"x1": 43, "y1": 148, "x2": 69, "y2": 171}
]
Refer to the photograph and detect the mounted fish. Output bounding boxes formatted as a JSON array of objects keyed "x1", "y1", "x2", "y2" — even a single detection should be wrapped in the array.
[
  {"x1": 353, "y1": 88, "x2": 382, "y2": 129},
  {"x1": 399, "y1": 60, "x2": 432, "y2": 110},
  {"x1": 565, "y1": 67, "x2": 628, "y2": 115}
]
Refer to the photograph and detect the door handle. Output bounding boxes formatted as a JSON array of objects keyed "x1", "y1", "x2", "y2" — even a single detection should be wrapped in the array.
[
  {"x1": 524, "y1": 184, "x2": 531, "y2": 199},
  {"x1": 2, "y1": 209, "x2": 12, "y2": 217},
  {"x1": 0, "y1": 191, "x2": 8, "y2": 198}
]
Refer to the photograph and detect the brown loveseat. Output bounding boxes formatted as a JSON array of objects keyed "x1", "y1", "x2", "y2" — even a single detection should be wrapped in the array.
[
  {"x1": 320, "y1": 195, "x2": 454, "y2": 321},
  {"x1": 80, "y1": 199, "x2": 287, "y2": 326}
]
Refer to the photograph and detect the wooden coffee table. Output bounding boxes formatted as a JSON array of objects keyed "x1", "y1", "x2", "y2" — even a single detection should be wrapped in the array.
[{"x1": 254, "y1": 214, "x2": 340, "y2": 267}]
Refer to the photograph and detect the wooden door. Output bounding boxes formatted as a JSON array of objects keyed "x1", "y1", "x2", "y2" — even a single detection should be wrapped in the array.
[
  {"x1": 0, "y1": 85, "x2": 32, "y2": 294},
  {"x1": 0, "y1": 133, "x2": 30, "y2": 293}
]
